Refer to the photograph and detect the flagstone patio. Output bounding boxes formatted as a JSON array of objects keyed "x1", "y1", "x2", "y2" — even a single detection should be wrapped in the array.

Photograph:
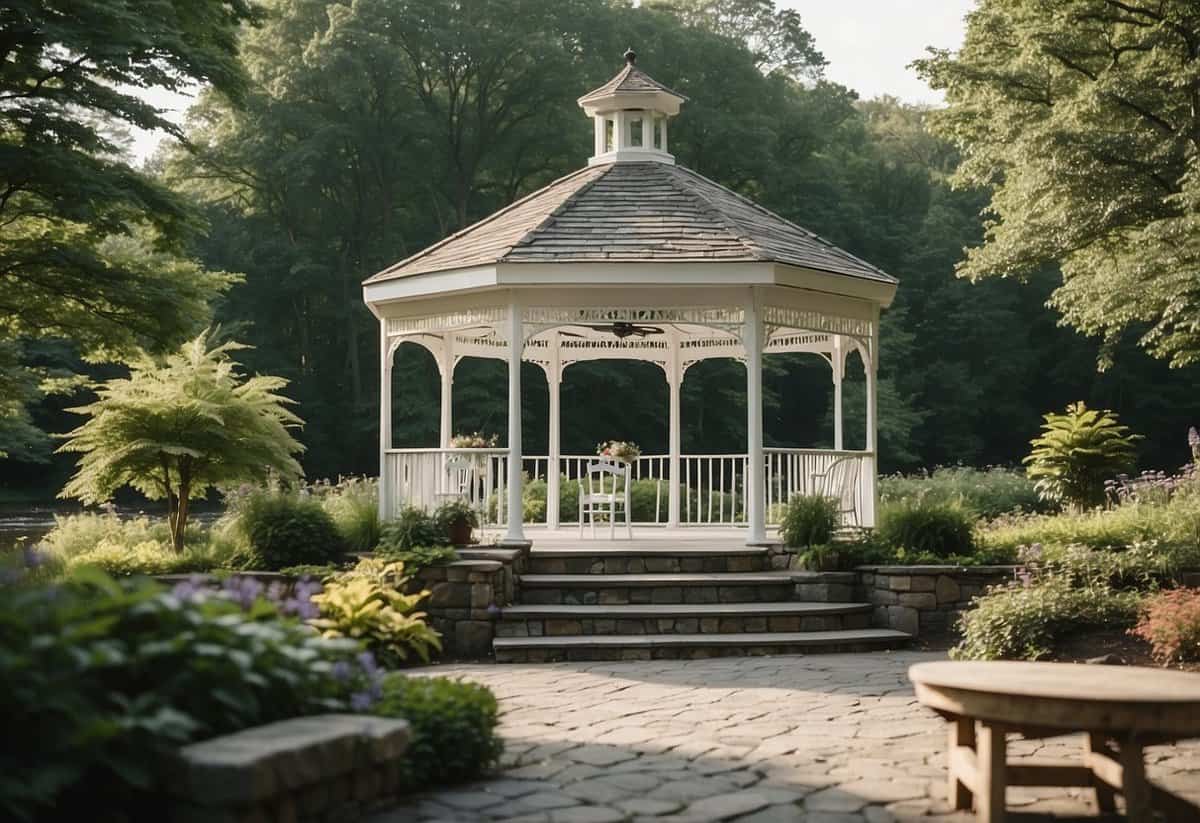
[{"x1": 367, "y1": 651, "x2": 1200, "y2": 822}]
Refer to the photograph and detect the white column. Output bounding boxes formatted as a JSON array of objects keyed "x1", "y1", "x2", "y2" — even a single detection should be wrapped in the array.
[
  {"x1": 667, "y1": 332, "x2": 683, "y2": 528},
  {"x1": 438, "y1": 335, "x2": 454, "y2": 449},
  {"x1": 504, "y1": 295, "x2": 526, "y2": 544},
  {"x1": 378, "y1": 320, "x2": 393, "y2": 521},
  {"x1": 546, "y1": 333, "x2": 562, "y2": 530},
  {"x1": 864, "y1": 308, "x2": 880, "y2": 527},
  {"x1": 832, "y1": 335, "x2": 844, "y2": 451},
  {"x1": 745, "y1": 290, "x2": 766, "y2": 544}
]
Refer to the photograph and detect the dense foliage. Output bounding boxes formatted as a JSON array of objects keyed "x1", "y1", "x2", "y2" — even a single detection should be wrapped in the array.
[
  {"x1": 1024, "y1": 403, "x2": 1139, "y2": 511},
  {"x1": 57, "y1": 332, "x2": 305, "y2": 550},
  {"x1": 378, "y1": 507, "x2": 450, "y2": 553},
  {"x1": 1132, "y1": 588, "x2": 1200, "y2": 664},
  {"x1": 879, "y1": 467, "x2": 1047, "y2": 519},
  {"x1": 374, "y1": 674, "x2": 504, "y2": 792},
  {"x1": 874, "y1": 498, "x2": 976, "y2": 559},
  {"x1": 0, "y1": 568, "x2": 371, "y2": 821},
  {"x1": 233, "y1": 490, "x2": 347, "y2": 571},
  {"x1": 779, "y1": 494, "x2": 839, "y2": 548},
  {"x1": 0, "y1": 0, "x2": 256, "y2": 459},
  {"x1": 916, "y1": 0, "x2": 1200, "y2": 368}
]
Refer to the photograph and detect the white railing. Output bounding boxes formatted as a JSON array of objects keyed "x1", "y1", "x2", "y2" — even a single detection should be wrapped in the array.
[{"x1": 384, "y1": 448, "x2": 876, "y2": 528}]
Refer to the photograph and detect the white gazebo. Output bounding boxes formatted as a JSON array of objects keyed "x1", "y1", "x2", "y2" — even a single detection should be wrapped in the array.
[{"x1": 363, "y1": 51, "x2": 897, "y2": 546}]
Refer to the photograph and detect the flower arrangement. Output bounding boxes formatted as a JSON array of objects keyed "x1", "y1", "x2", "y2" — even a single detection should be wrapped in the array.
[
  {"x1": 451, "y1": 432, "x2": 498, "y2": 448},
  {"x1": 596, "y1": 439, "x2": 641, "y2": 462}
]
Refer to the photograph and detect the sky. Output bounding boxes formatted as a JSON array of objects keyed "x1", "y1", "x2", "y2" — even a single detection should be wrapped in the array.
[{"x1": 127, "y1": 0, "x2": 973, "y2": 162}]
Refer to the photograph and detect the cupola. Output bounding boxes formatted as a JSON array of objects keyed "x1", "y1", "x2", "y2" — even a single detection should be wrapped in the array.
[{"x1": 577, "y1": 49, "x2": 687, "y2": 166}]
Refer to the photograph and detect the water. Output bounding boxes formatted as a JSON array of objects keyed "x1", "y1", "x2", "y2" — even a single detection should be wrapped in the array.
[{"x1": 0, "y1": 502, "x2": 223, "y2": 550}]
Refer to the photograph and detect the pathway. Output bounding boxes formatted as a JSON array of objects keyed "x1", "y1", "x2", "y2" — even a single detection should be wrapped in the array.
[{"x1": 369, "y1": 651, "x2": 1200, "y2": 822}]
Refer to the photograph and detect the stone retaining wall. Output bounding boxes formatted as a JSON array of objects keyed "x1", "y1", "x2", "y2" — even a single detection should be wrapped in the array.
[
  {"x1": 411, "y1": 557, "x2": 512, "y2": 657},
  {"x1": 858, "y1": 565, "x2": 1017, "y2": 636},
  {"x1": 168, "y1": 714, "x2": 409, "y2": 823}
]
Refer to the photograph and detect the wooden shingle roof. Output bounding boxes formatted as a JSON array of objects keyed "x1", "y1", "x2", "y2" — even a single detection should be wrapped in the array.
[
  {"x1": 366, "y1": 161, "x2": 896, "y2": 285},
  {"x1": 576, "y1": 62, "x2": 687, "y2": 103}
]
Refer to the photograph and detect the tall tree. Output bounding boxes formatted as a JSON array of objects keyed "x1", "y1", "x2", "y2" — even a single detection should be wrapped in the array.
[
  {"x1": 0, "y1": 0, "x2": 257, "y2": 457},
  {"x1": 915, "y1": 0, "x2": 1200, "y2": 367}
]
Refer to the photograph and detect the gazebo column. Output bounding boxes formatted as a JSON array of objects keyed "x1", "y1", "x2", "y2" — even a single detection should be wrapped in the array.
[
  {"x1": 745, "y1": 291, "x2": 767, "y2": 544},
  {"x1": 832, "y1": 335, "x2": 845, "y2": 451},
  {"x1": 864, "y1": 313, "x2": 880, "y2": 527},
  {"x1": 378, "y1": 319, "x2": 393, "y2": 522},
  {"x1": 666, "y1": 334, "x2": 683, "y2": 528},
  {"x1": 503, "y1": 296, "x2": 527, "y2": 545},
  {"x1": 546, "y1": 334, "x2": 563, "y2": 530},
  {"x1": 438, "y1": 335, "x2": 454, "y2": 449}
]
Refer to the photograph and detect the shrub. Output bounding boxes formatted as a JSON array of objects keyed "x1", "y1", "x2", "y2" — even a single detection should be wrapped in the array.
[
  {"x1": 981, "y1": 493, "x2": 1200, "y2": 557},
  {"x1": 377, "y1": 544, "x2": 458, "y2": 571},
  {"x1": 233, "y1": 489, "x2": 347, "y2": 570},
  {"x1": 317, "y1": 477, "x2": 381, "y2": 552},
  {"x1": 42, "y1": 512, "x2": 239, "y2": 576},
  {"x1": 875, "y1": 498, "x2": 976, "y2": 558},
  {"x1": 0, "y1": 569, "x2": 371, "y2": 820},
  {"x1": 880, "y1": 466, "x2": 1049, "y2": 518},
  {"x1": 952, "y1": 576, "x2": 1141, "y2": 660},
  {"x1": 374, "y1": 674, "x2": 503, "y2": 791},
  {"x1": 780, "y1": 494, "x2": 839, "y2": 548},
  {"x1": 310, "y1": 558, "x2": 441, "y2": 667},
  {"x1": 1131, "y1": 588, "x2": 1200, "y2": 663},
  {"x1": 1024, "y1": 402, "x2": 1140, "y2": 511},
  {"x1": 378, "y1": 506, "x2": 447, "y2": 552}
]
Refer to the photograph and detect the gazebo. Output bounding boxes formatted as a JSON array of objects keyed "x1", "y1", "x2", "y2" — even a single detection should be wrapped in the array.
[{"x1": 363, "y1": 51, "x2": 897, "y2": 547}]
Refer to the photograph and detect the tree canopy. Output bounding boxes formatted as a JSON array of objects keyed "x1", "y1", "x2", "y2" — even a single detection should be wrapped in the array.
[{"x1": 915, "y1": 0, "x2": 1200, "y2": 367}]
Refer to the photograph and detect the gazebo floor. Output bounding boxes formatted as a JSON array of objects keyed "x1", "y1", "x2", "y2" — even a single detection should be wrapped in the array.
[{"x1": 481, "y1": 526, "x2": 910, "y2": 663}]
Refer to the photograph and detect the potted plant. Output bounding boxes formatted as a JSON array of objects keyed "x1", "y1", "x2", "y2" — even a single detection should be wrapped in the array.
[
  {"x1": 596, "y1": 439, "x2": 641, "y2": 463},
  {"x1": 451, "y1": 432, "x2": 499, "y2": 449},
  {"x1": 434, "y1": 499, "x2": 479, "y2": 546}
]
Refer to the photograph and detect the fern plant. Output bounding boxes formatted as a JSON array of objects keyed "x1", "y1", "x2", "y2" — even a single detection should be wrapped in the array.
[{"x1": 1024, "y1": 402, "x2": 1140, "y2": 511}]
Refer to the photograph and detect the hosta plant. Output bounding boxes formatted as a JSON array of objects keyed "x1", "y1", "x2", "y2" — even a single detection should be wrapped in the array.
[
  {"x1": 310, "y1": 558, "x2": 441, "y2": 666},
  {"x1": 1024, "y1": 402, "x2": 1140, "y2": 511}
]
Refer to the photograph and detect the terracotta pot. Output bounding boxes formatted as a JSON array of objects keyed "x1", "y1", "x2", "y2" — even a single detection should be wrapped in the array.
[{"x1": 448, "y1": 518, "x2": 473, "y2": 546}]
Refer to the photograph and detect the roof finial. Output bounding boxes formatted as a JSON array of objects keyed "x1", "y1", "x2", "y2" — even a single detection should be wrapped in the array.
[{"x1": 623, "y1": 47, "x2": 637, "y2": 66}]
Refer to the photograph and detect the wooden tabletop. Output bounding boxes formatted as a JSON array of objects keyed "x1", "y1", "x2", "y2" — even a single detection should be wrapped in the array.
[{"x1": 909, "y1": 661, "x2": 1200, "y2": 736}]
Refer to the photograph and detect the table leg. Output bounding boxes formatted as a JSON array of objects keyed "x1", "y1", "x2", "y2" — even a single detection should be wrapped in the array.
[
  {"x1": 1084, "y1": 733, "x2": 1116, "y2": 813},
  {"x1": 948, "y1": 715, "x2": 975, "y2": 810},
  {"x1": 976, "y1": 721, "x2": 1007, "y2": 823},
  {"x1": 1118, "y1": 738, "x2": 1152, "y2": 823}
]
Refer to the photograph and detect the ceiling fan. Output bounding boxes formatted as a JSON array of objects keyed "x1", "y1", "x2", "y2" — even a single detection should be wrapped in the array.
[{"x1": 561, "y1": 322, "x2": 664, "y2": 339}]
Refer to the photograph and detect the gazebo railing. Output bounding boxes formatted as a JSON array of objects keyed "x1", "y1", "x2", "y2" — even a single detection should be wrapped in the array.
[{"x1": 384, "y1": 447, "x2": 875, "y2": 527}]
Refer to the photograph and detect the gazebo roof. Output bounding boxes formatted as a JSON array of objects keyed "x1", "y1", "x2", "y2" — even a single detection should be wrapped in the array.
[
  {"x1": 366, "y1": 161, "x2": 896, "y2": 285},
  {"x1": 576, "y1": 59, "x2": 687, "y2": 104}
]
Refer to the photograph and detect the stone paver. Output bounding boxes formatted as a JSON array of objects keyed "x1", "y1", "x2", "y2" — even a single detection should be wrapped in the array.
[{"x1": 368, "y1": 651, "x2": 1200, "y2": 822}]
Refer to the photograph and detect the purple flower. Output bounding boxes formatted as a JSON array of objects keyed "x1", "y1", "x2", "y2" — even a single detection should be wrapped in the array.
[
  {"x1": 357, "y1": 650, "x2": 379, "y2": 675},
  {"x1": 350, "y1": 691, "x2": 375, "y2": 712},
  {"x1": 172, "y1": 574, "x2": 210, "y2": 601},
  {"x1": 332, "y1": 660, "x2": 353, "y2": 682},
  {"x1": 221, "y1": 575, "x2": 263, "y2": 609}
]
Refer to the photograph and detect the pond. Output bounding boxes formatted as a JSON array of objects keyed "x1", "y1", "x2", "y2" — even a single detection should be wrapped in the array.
[{"x1": 0, "y1": 502, "x2": 223, "y2": 550}]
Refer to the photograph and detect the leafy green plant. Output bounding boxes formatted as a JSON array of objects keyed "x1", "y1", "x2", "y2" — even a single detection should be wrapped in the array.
[
  {"x1": 379, "y1": 506, "x2": 448, "y2": 552},
  {"x1": 1131, "y1": 588, "x2": 1200, "y2": 663},
  {"x1": 875, "y1": 498, "x2": 976, "y2": 558},
  {"x1": 1024, "y1": 402, "x2": 1140, "y2": 511},
  {"x1": 317, "y1": 477, "x2": 381, "y2": 552},
  {"x1": 374, "y1": 674, "x2": 503, "y2": 792},
  {"x1": 40, "y1": 512, "x2": 240, "y2": 577},
  {"x1": 310, "y1": 558, "x2": 441, "y2": 666},
  {"x1": 795, "y1": 544, "x2": 848, "y2": 571},
  {"x1": 0, "y1": 569, "x2": 367, "y2": 821},
  {"x1": 378, "y1": 544, "x2": 458, "y2": 571},
  {"x1": 434, "y1": 499, "x2": 478, "y2": 544},
  {"x1": 952, "y1": 576, "x2": 1141, "y2": 660},
  {"x1": 880, "y1": 466, "x2": 1050, "y2": 518},
  {"x1": 780, "y1": 494, "x2": 840, "y2": 548},
  {"x1": 57, "y1": 330, "x2": 305, "y2": 551},
  {"x1": 230, "y1": 489, "x2": 347, "y2": 570}
]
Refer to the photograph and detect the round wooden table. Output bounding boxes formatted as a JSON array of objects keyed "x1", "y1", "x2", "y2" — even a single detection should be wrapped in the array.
[{"x1": 909, "y1": 660, "x2": 1200, "y2": 823}]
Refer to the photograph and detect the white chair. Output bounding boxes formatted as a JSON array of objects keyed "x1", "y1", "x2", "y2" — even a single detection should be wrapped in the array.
[
  {"x1": 812, "y1": 457, "x2": 861, "y2": 527},
  {"x1": 578, "y1": 460, "x2": 632, "y2": 539}
]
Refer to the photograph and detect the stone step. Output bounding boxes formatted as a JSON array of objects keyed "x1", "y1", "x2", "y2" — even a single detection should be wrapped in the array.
[
  {"x1": 495, "y1": 601, "x2": 873, "y2": 638},
  {"x1": 492, "y1": 628, "x2": 911, "y2": 662},
  {"x1": 792, "y1": 571, "x2": 861, "y2": 603},
  {"x1": 527, "y1": 546, "x2": 772, "y2": 575},
  {"x1": 518, "y1": 572, "x2": 795, "y2": 605}
]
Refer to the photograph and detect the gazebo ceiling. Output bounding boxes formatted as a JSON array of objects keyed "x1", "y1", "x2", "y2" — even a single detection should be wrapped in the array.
[{"x1": 364, "y1": 161, "x2": 896, "y2": 288}]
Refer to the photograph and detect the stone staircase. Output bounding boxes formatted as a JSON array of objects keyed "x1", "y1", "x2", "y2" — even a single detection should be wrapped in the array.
[{"x1": 492, "y1": 544, "x2": 910, "y2": 662}]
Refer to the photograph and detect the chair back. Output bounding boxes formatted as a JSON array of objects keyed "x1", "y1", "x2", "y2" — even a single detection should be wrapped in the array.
[
  {"x1": 818, "y1": 457, "x2": 861, "y2": 524},
  {"x1": 585, "y1": 459, "x2": 628, "y2": 498},
  {"x1": 443, "y1": 453, "x2": 474, "y2": 499}
]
